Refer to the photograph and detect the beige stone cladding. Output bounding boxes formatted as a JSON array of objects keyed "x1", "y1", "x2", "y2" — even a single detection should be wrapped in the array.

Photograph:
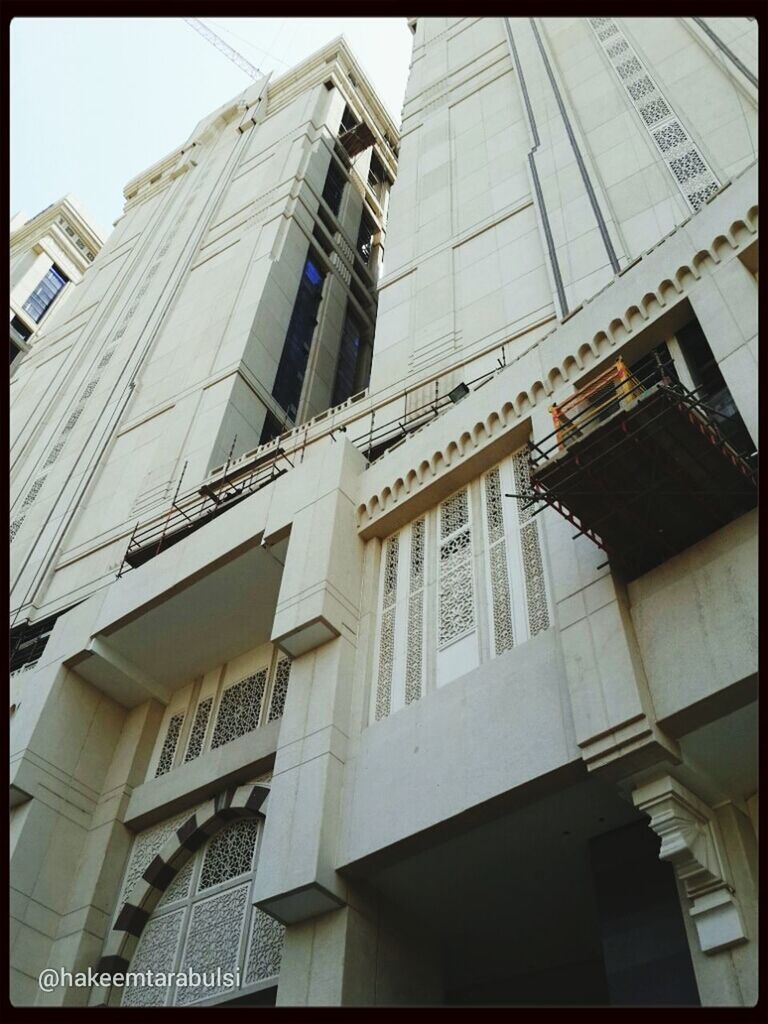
[
  {"x1": 9, "y1": 17, "x2": 757, "y2": 1009},
  {"x1": 10, "y1": 37, "x2": 398, "y2": 631},
  {"x1": 10, "y1": 195, "x2": 105, "y2": 366}
]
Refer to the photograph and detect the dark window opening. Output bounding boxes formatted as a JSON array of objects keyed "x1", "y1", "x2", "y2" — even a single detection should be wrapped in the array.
[
  {"x1": 10, "y1": 316, "x2": 31, "y2": 342},
  {"x1": 22, "y1": 264, "x2": 68, "y2": 323},
  {"x1": 340, "y1": 104, "x2": 358, "y2": 134},
  {"x1": 312, "y1": 224, "x2": 333, "y2": 256},
  {"x1": 356, "y1": 213, "x2": 375, "y2": 266},
  {"x1": 339, "y1": 104, "x2": 375, "y2": 159},
  {"x1": 10, "y1": 340, "x2": 21, "y2": 365},
  {"x1": 322, "y1": 157, "x2": 346, "y2": 217},
  {"x1": 367, "y1": 151, "x2": 389, "y2": 201},
  {"x1": 676, "y1": 320, "x2": 754, "y2": 455},
  {"x1": 10, "y1": 612, "x2": 62, "y2": 673},
  {"x1": 259, "y1": 409, "x2": 286, "y2": 447},
  {"x1": 271, "y1": 253, "x2": 327, "y2": 422},
  {"x1": 630, "y1": 342, "x2": 679, "y2": 390},
  {"x1": 331, "y1": 307, "x2": 372, "y2": 407}
]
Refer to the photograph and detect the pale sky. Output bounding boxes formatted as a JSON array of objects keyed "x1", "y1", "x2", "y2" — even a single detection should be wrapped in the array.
[{"x1": 10, "y1": 17, "x2": 413, "y2": 238}]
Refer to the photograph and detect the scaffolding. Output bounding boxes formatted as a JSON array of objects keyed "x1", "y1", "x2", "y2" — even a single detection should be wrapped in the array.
[
  {"x1": 528, "y1": 357, "x2": 757, "y2": 580},
  {"x1": 116, "y1": 351, "x2": 510, "y2": 576}
]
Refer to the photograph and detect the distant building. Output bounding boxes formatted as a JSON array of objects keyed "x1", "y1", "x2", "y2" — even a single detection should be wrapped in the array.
[
  {"x1": 10, "y1": 18, "x2": 757, "y2": 1009},
  {"x1": 10, "y1": 195, "x2": 104, "y2": 369}
]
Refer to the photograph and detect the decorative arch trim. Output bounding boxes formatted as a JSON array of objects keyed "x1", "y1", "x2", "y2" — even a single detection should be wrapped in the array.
[
  {"x1": 93, "y1": 782, "x2": 270, "y2": 1000},
  {"x1": 356, "y1": 200, "x2": 757, "y2": 536}
]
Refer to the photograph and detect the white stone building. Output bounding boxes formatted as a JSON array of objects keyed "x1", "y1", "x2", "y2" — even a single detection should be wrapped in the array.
[
  {"x1": 9, "y1": 19, "x2": 757, "y2": 1008},
  {"x1": 10, "y1": 195, "x2": 105, "y2": 370}
]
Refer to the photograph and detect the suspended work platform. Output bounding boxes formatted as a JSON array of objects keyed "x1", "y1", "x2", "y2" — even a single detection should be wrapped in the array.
[{"x1": 529, "y1": 358, "x2": 757, "y2": 581}]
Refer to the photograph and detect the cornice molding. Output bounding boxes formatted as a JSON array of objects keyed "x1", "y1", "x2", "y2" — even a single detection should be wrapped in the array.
[{"x1": 355, "y1": 173, "x2": 757, "y2": 536}]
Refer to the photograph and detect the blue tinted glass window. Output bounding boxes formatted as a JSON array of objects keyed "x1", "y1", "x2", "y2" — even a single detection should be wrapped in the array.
[
  {"x1": 22, "y1": 265, "x2": 68, "y2": 323},
  {"x1": 271, "y1": 253, "x2": 326, "y2": 420},
  {"x1": 331, "y1": 307, "x2": 371, "y2": 407}
]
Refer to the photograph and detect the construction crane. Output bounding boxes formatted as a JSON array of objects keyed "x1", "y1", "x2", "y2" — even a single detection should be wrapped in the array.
[{"x1": 184, "y1": 18, "x2": 262, "y2": 80}]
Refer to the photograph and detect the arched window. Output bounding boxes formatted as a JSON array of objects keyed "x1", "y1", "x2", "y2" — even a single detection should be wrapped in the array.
[{"x1": 116, "y1": 809, "x2": 283, "y2": 1007}]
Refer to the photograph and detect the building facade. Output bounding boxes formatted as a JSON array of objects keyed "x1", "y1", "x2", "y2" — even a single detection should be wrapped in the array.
[
  {"x1": 10, "y1": 196, "x2": 104, "y2": 370},
  {"x1": 9, "y1": 18, "x2": 757, "y2": 1007}
]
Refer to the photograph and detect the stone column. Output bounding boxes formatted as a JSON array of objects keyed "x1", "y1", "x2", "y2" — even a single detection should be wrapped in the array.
[
  {"x1": 10, "y1": 651, "x2": 163, "y2": 1006},
  {"x1": 276, "y1": 884, "x2": 442, "y2": 1006},
  {"x1": 541, "y1": 503, "x2": 679, "y2": 777},
  {"x1": 687, "y1": 256, "x2": 758, "y2": 447},
  {"x1": 253, "y1": 438, "x2": 367, "y2": 923}
]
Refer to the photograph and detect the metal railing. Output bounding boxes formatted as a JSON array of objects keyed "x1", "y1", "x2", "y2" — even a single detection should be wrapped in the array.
[
  {"x1": 116, "y1": 350, "x2": 514, "y2": 576},
  {"x1": 548, "y1": 357, "x2": 642, "y2": 449}
]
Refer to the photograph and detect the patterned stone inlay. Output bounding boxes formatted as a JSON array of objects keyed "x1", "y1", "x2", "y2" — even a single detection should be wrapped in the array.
[
  {"x1": 198, "y1": 820, "x2": 259, "y2": 892},
  {"x1": 184, "y1": 697, "x2": 213, "y2": 763},
  {"x1": 438, "y1": 489, "x2": 475, "y2": 649},
  {"x1": 484, "y1": 468, "x2": 514, "y2": 656},
  {"x1": 175, "y1": 883, "x2": 250, "y2": 1006},
  {"x1": 121, "y1": 909, "x2": 184, "y2": 1007},
  {"x1": 210, "y1": 670, "x2": 267, "y2": 749},
  {"x1": 244, "y1": 908, "x2": 285, "y2": 984},
  {"x1": 155, "y1": 712, "x2": 185, "y2": 777},
  {"x1": 374, "y1": 535, "x2": 399, "y2": 721},
  {"x1": 589, "y1": 17, "x2": 720, "y2": 211},
  {"x1": 268, "y1": 658, "x2": 291, "y2": 722},
  {"x1": 404, "y1": 518, "x2": 426, "y2": 704}
]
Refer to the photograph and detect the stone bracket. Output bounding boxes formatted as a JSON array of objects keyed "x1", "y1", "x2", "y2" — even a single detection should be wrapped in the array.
[{"x1": 633, "y1": 774, "x2": 747, "y2": 954}]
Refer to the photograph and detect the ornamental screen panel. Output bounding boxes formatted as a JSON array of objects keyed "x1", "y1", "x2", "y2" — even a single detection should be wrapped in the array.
[
  {"x1": 148, "y1": 653, "x2": 289, "y2": 783},
  {"x1": 435, "y1": 488, "x2": 479, "y2": 687},
  {"x1": 119, "y1": 814, "x2": 284, "y2": 1006},
  {"x1": 210, "y1": 670, "x2": 268, "y2": 750},
  {"x1": 184, "y1": 697, "x2": 213, "y2": 763},
  {"x1": 373, "y1": 533, "x2": 400, "y2": 720},
  {"x1": 155, "y1": 713, "x2": 185, "y2": 777},
  {"x1": 370, "y1": 450, "x2": 551, "y2": 723},
  {"x1": 589, "y1": 17, "x2": 721, "y2": 211}
]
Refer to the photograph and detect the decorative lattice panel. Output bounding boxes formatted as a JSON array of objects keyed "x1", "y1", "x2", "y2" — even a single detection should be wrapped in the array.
[
  {"x1": 210, "y1": 670, "x2": 267, "y2": 749},
  {"x1": 484, "y1": 468, "x2": 515, "y2": 656},
  {"x1": 184, "y1": 698, "x2": 213, "y2": 763},
  {"x1": 119, "y1": 809, "x2": 196, "y2": 908},
  {"x1": 438, "y1": 490, "x2": 475, "y2": 648},
  {"x1": 244, "y1": 908, "x2": 285, "y2": 984},
  {"x1": 155, "y1": 712, "x2": 185, "y2": 777},
  {"x1": 404, "y1": 518, "x2": 426, "y2": 704},
  {"x1": 198, "y1": 820, "x2": 259, "y2": 891},
  {"x1": 374, "y1": 535, "x2": 399, "y2": 721},
  {"x1": 440, "y1": 488, "x2": 469, "y2": 539},
  {"x1": 175, "y1": 884, "x2": 250, "y2": 1006},
  {"x1": 121, "y1": 909, "x2": 184, "y2": 1007},
  {"x1": 157, "y1": 859, "x2": 194, "y2": 909},
  {"x1": 513, "y1": 452, "x2": 550, "y2": 637},
  {"x1": 268, "y1": 658, "x2": 291, "y2": 722},
  {"x1": 520, "y1": 523, "x2": 550, "y2": 636},
  {"x1": 589, "y1": 17, "x2": 720, "y2": 211}
]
